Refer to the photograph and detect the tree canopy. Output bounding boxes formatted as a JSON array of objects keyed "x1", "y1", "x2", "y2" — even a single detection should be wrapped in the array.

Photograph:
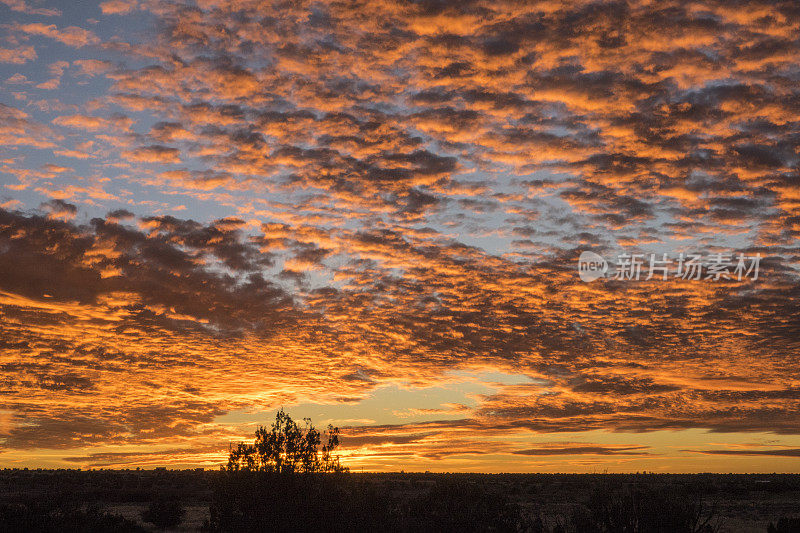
[{"x1": 225, "y1": 410, "x2": 347, "y2": 474}]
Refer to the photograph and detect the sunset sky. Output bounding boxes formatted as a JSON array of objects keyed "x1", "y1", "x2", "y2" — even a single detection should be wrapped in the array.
[{"x1": 1, "y1": 0, "x2": 800, "y2": 472}]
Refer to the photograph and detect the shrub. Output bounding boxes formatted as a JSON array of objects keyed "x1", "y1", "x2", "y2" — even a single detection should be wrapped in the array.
[
  {"x1": 0, "y1": 502, "x2": 146, "y2": 533},
  {"x1": 403, "y1": 479, "x2": 524, "y2": 532},
  {"x1": 206, "y1": 472, "x2": 392, "y2": 532},
  {"x1": 141, "y1": 500, "x2": 185, "y2": 529},
  {"x1": 768, "y1": 516, "x2": 800, "y2": 533},
  {"x1": 571, "y1": 483, "x2": 721, "y2": 533}
]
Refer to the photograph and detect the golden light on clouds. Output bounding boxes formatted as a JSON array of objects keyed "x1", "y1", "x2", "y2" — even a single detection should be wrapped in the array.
[{"x1": 0, "y1": 0, "x2": 799, "y2": 472}]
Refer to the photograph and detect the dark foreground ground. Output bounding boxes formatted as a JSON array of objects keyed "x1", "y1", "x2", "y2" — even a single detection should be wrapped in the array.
[{"x1": 0, "y1": 469, "x2": 799, "y2": 532}]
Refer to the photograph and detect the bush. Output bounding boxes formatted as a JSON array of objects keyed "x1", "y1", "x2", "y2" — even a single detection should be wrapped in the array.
[
  {"x1": 206, "y1": 473, "x2": 538, "y2": 533},
  {"x1": 403, "y1": 479, "x2": 524, "y2": 532},
  {"x1": 206, "y1": 472, "x2": 392, "y2": 532},
  {"x1": 141, "y1": 500, "x2": 185, "y2": 529},
  {"x1": 0, "y1": 502, "x2": 146, "y2": 533},
  {"x1": 768, "y1": 516, "x2": 800, "y2": 533},
  {"x1": 571, "y1": 483, "x2": 721, "y2": 533}
]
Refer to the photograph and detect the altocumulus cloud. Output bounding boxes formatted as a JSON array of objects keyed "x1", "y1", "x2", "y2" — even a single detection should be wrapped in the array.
[{"x1": 0, "y1": 0, "x2": 800, "y2": 468}]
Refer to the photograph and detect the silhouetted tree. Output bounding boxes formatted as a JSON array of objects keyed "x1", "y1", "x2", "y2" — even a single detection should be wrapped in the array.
[
  {"x1": 225, "y1": 409, "x2": 347, "y2": 474},
  {"x1": 209, "y1": 412, "x2": 367, "y2": 531}
]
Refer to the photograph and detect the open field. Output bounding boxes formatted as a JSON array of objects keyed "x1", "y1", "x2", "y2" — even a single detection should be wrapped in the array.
[{"x1": 1, "y1": 470, "x2": 799, "y2": 532}]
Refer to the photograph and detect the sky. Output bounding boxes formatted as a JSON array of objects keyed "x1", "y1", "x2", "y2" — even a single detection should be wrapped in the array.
[{"x1": 0, "y1": 0, "x2": 799, "y2": 472}]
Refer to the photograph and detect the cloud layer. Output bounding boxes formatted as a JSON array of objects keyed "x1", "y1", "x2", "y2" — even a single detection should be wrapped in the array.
[{"x1": 0, "y1": 0, "x2": 799, "y2": 470}]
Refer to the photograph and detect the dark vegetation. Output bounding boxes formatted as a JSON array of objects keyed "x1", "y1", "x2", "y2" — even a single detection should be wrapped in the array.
[
  {"x1": 225, "y1": 409, "x2": 345, "y2": 474},
  {"x1": 0, "y1": 414, "x2": 798, "y2": 531},
  {"x1": 0, "y1": 502, "x2": 146, "y2": 532},
  {"x1": 141, "y1": 500, "x2": 186, "y2": 529},
  {"x1": 768, "y1": 516, "x2": 800, "y2": 533},
  {"x1": 207, "y1": 473, "x2": 731, "y2": 532},
  {"x1": 1, "y1": 470, "x2": 799, "y2": 532}
]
